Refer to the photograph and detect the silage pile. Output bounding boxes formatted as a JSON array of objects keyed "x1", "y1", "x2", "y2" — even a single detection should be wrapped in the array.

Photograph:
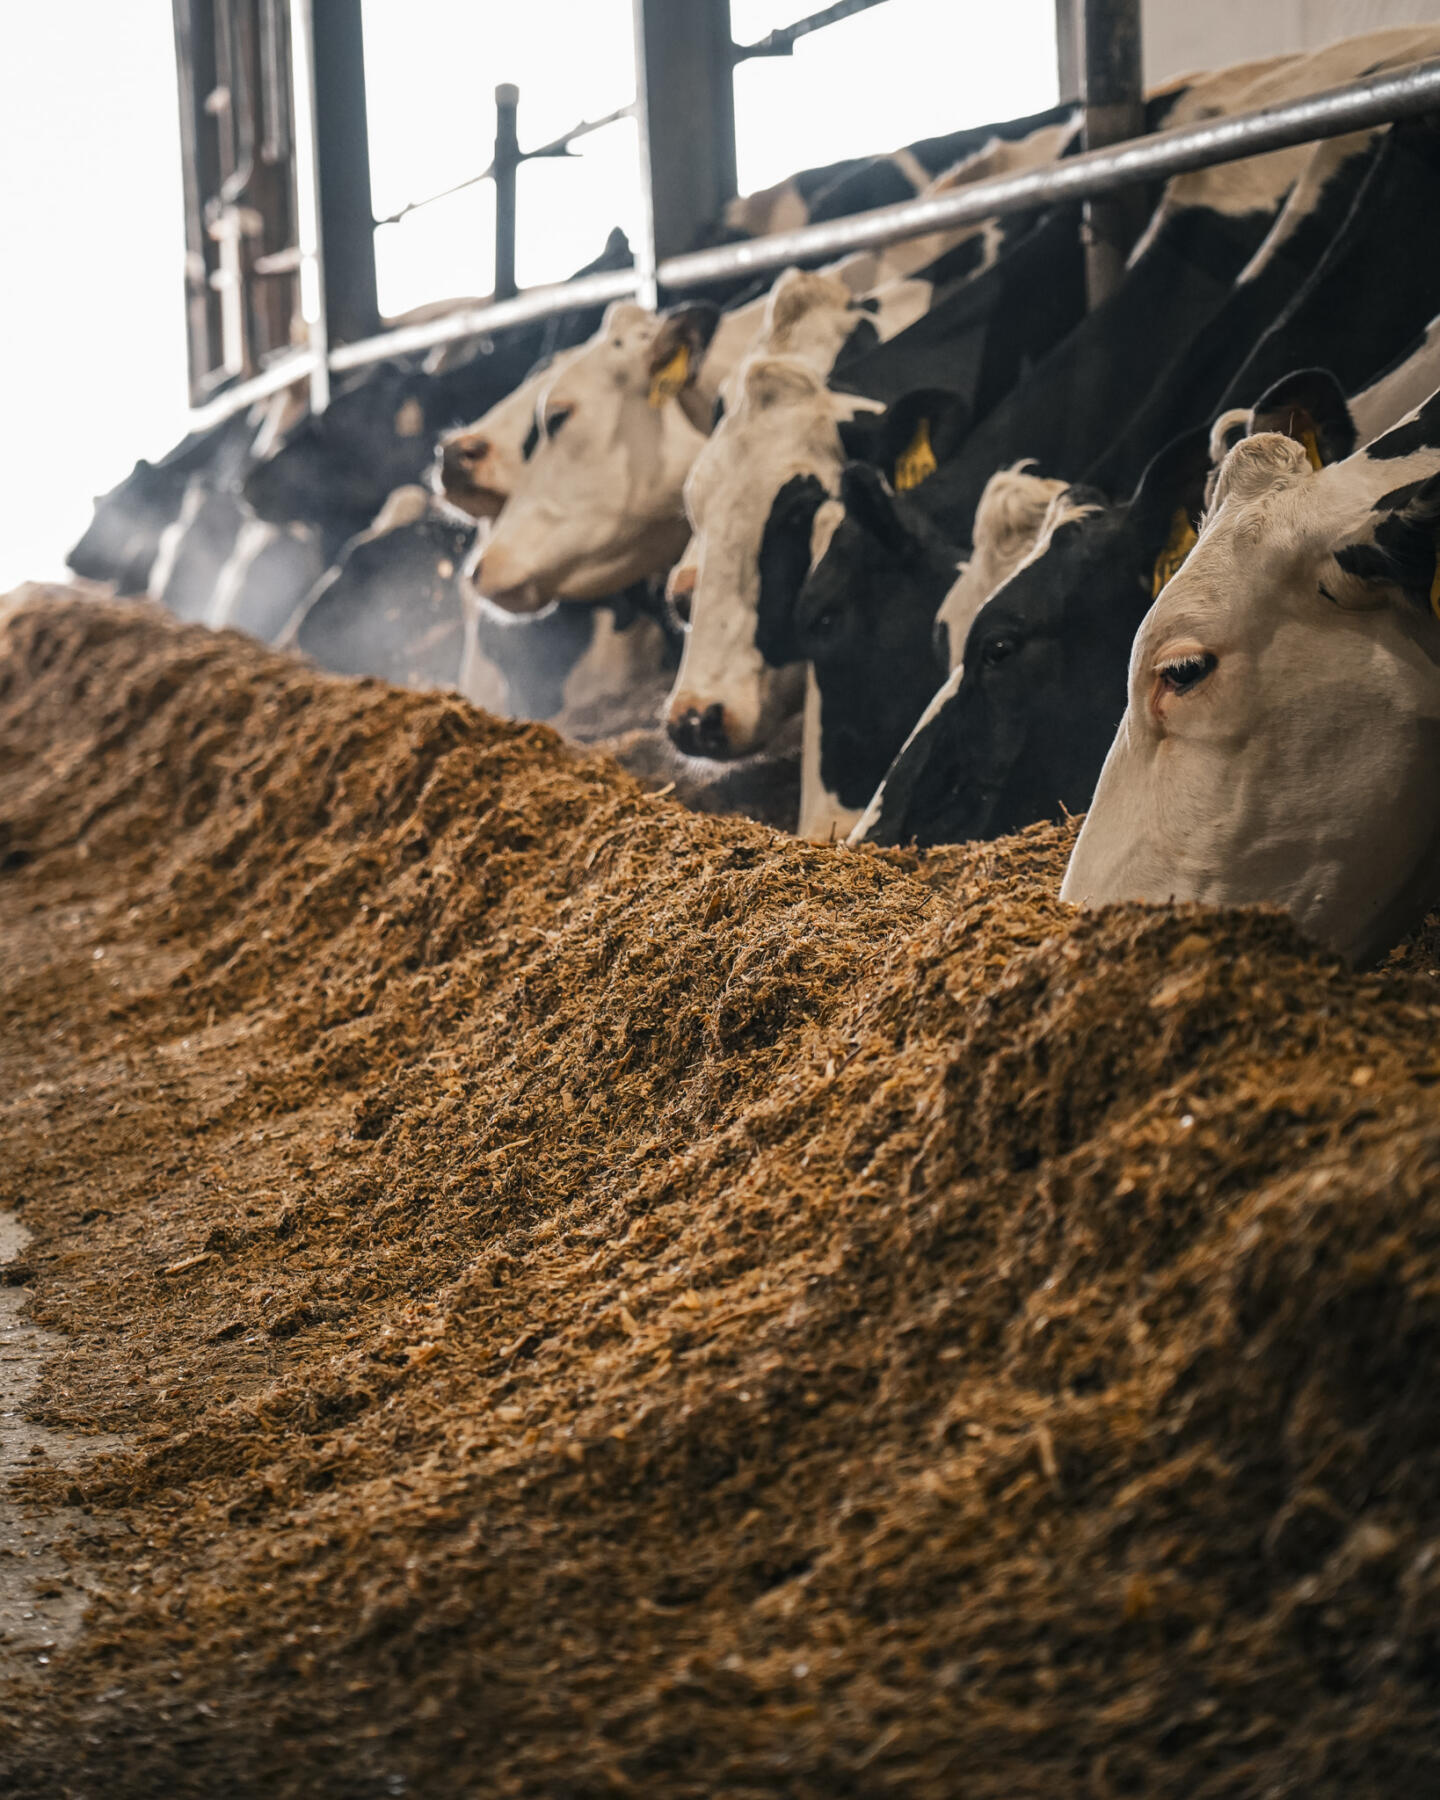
[{"x1": 3, "y1": 592, "x2": 1440, "y2": 1798}]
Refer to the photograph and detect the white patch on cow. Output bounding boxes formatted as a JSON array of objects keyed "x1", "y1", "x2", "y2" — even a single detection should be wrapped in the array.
[
  {"x1": 211, "y1": 519, "x2": 281, "y2": 630},
  {"x1": 1061, "y1": 414, "x2": 1440, "y2": 963},
  {"x1": 456, "y1": 578, "x2": 513, "y2": 718},
  {"x1": 810, "y1": 498, "x2": 845, "y2": 571},
  {"x1": 873, "y1": 121, "x2": 1077, "y2": 283},
  {"x1": 724, "y1": 176, "x2": 808, "y2": 240},
  {"x1": 1352, "y1": 313, "x2": 1440, "y2": 445},
  {"x1": 147, "y1": 480, "x2": 206, "y2": 601},
  {"x1": 797, "y1": 667, "x2": 864, "y2": 843},
  {"x1": 394, "y1": 397, "x2": 425, "y2": 437},
  {"x1": 887, "y1": 146, "x2": 929, "y2": 193},
  {"x1": 936, "y1": 462, "x2": 1067, "y2": 669}
]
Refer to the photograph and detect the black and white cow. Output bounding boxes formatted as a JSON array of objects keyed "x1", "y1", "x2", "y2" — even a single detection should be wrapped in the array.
[
  {"x1": 855, "y1": 425, "x2": 1220, "y2": 848},
  {"x1": 284, "y1": 490, "x2": 678, "y2": 737},
  {"x1": 66, "y1": 408, "x2": 260, "y2": 596},
  {"x1": 1062, "y1": 383, "x2": 1440, "y2": 964}
]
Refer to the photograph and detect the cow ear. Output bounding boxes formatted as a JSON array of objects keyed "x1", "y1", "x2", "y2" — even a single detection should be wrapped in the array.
[
  {"x1": 840, "y1": 462, "x2": 913, "y2": 557},
  {"x1": 756, "y1": 473, "x2": 827, "y2": 667},
  {"x1": 866, "y1": 388, "x2": 970, "y2": 492},
  {"x1": 647, "y1": 304, "x2": 720, "y2": 407},
  {"x1": 1334, "y1": 471, "x2": 1440, "y2": 619},
  {"x1": 1129, "y1": 426, "x2": 1212, "y2": 598},
  {"x1": 1248, "y1": 367, "x2": 1356, "y2": 468}
]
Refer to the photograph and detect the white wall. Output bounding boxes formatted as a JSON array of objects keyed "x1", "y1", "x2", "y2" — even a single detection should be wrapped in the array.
[{"x1": 1143, "y1": 0, "x2": 1440, "y2": 86}]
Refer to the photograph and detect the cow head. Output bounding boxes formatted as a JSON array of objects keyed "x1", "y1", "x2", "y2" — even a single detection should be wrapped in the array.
[
  {"x1": 935, "y1": 462, "x2": 1068, "y2": 668},
  {"x1": 1062, "y1": 381, "x2": 1440, "y2": 964},
  {"x1": 436, "y1": 353, "x2": 578, "y2": 523},
  {"x1": 666, "y1": 356, "x2": 886, "y2": 758},
  {"x1": 858, "y1": 424, "x2": 1215, "y2": 848},
  {"x1": 755, "y1": 456, "x2": 961, "y2": 815},
  {"x1": 470, "y1": 300, "x2": 719, "y2": 612}
]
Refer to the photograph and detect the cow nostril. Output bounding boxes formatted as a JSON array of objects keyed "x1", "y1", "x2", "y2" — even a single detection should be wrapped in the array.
[
  {"x1": 666, "y1": 709, "x2": 701, "y2": 755},
  {"x1": 697, "y1": 703, "x2": 728, "y2": 756}
]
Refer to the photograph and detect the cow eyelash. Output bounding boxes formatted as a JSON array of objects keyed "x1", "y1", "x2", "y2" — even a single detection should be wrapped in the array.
[{"x1": 1156, "y1": 651, "x2": 1217, "y2": 695}]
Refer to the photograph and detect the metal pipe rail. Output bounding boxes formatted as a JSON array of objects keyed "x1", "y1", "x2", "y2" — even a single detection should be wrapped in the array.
[{"x1": 189, "y1": 54, "x2": 1440, "y2": 428}]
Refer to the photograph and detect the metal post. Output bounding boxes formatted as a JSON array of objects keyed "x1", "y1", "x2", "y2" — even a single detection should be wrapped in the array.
[
  {"x1": 288, "y1": 0, "x2": 329, "y2": 413},
  {"x1": 1080, "y1": 0, "x2": 1145, "y2": 307},
  {"x1": 493, "y1": 84, "x2": 520, "y2": 303},
  {"x1": 632, "y1": 0, "x2": 737, "y2": 269},
  {"x1": 1054, "y1": 0, "x2": 1081, "y2": 104},
  {"x1": 309, "y1": 0, "x2": 380, "y2": 346}
]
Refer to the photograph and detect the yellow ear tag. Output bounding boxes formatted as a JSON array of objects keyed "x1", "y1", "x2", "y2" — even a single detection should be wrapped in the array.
[
  {"x1": 648, "y1": 344, "x2": 690, "y2": 408},
  {"x1": 1298, "y1": 426, "x2": 1324, "y2": 472},
  {"x1": 894, "y1": 417, "x2": 937, "y2": 492},
  {"x1": 1151, "y1": 506, "x2": 1199, "y2": 599},
  {"x1": 1429, "y1": 558, "x2": 1440, "y2": 622}
]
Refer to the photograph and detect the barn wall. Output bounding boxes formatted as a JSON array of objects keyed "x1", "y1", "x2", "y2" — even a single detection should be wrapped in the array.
[{"x1": 1142, "y1": 0, "x2": 1440, "y2": 86}]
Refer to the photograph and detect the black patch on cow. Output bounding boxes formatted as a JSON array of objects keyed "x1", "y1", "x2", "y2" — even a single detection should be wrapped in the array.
[
  {"x1": 1376, "y1": 478, "x2": 1431, "y2": 511},
  {"x1": 711, "y1": 393, "x2": 727, "y2": 431},
  {"x1": 852, "y1": 296, "x2": 881, "y2": 314},
  {"x1": 835, "y1": 315, "x2": 880, "y2": 371},
  {"x1": 919, "y1": 232, "x2": 986, "y2": 290},
  {"x1": 1334, "y1": 471, "x2": 1440, "y2": 613},
  {"x1": 521, "y1": 416, "x2": 541, "y2": 462},
  {"x1": 1367, "y1": 386, "x2": 1440, "y2": 461},
  {"x1": 795, "y1": 465, "x2": 959, "y2": 809},
  {"x1": 756, "y1": 475, "x2": 827, "y2": 668}
]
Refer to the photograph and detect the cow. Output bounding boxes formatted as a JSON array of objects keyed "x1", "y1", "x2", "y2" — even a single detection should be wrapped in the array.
[
  {"x1": 67, "y1": 407, "x2": 260, "y2": 596},
  {"x1": 435, "y1": 347, "x2": 585, "y2": 523},
  {"x1": 935, "y1": 464, "x2": 1070, "y2": 666},
  {"x1": 854, "y1": 425, "x2": 1220, "y2": 849},
  {"x1": 244, "y1": 228, "x2": 638, "y2": 550},
  {"x1": 918, "y1": 30, "x2": 1440, "y2": 548},
  {"x1": 1060, "y1": 382, "x2": 1440, "y2": 966},
  {"x1": 472, "y1": 117, "x2": 1085, "y2": 620},
  {"x1": 284, "y1": 490, "x2": 677, "y2": 737}
]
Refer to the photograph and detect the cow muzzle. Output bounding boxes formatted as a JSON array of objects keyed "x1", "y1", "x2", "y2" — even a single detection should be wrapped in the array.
[
  {"x1": 472, "y1": 549, "x2": 549, "y2": 615},
  {"x1": 437, "y1": 438, "x2": 505, "y2": 521},
  {"x1": 666, "y1": 699, "x2": 736, "y2": 759}
]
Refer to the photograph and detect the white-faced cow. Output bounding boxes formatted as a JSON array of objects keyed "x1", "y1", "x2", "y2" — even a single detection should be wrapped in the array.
[{"x1": 1062, "y1": 383, "x2": 1440, "y2": 964}]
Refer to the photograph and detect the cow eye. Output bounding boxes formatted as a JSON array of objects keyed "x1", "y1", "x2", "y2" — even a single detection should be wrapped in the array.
[
  {"x1": 1158, "y1": 651, "x2": 1217, "y2": 695},
  {"x1": 810, "y1": 606, "x2": 841, "y2": 638},
  {"x1": 981, "y1": 635, "x2": 1017, "y2": 667},
  {"x1": 544, "y1": 406, "x2": 573, "y2": 439}
]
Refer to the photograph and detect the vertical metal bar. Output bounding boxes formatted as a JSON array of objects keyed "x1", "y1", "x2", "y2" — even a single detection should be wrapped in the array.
[
  {"x1": 1080, "y1": 0, "x2": 1145, "y2": 307},
  {"x1": 171, "y1": 0, "x2": 222, "y2": 405},
  {"x1": 633, "y1": 0, "x2": 737, "y2": 270},
  {"x1": 1054, "y1": 0, "x2": 1081, "y2": 104},
  {"x1": 308, "y1": 0, "x2": 380, "y2": 347},
  {"x1": 288, "y1": 0, "x2": 329, "y2": 412},
  {"x1": 493, "y1": 83, "x2": 520, "y2": 303}
]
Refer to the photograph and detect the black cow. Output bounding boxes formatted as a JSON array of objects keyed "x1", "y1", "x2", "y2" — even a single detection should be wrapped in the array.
[{"x1": 861, "y1": 427, "x2": 1216, "y2": 848}]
